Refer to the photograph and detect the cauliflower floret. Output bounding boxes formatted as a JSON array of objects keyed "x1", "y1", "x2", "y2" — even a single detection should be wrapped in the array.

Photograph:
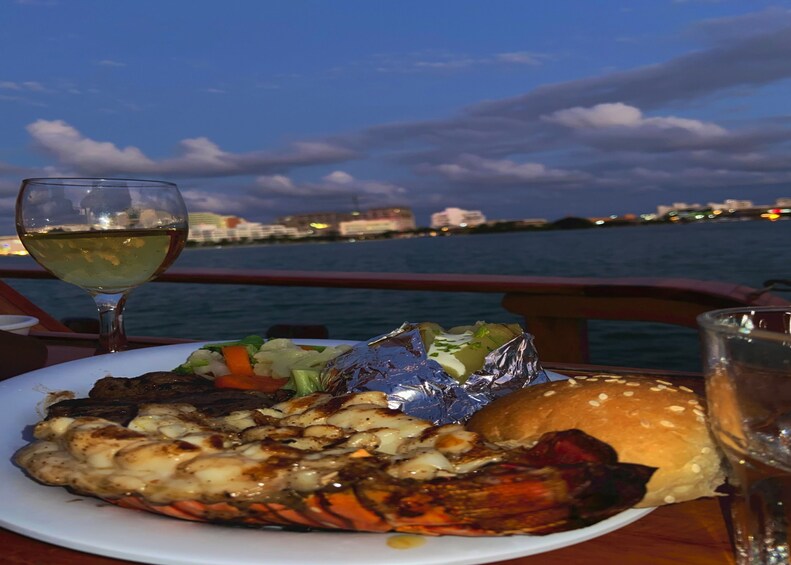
[{"x1": 184, "y1": 349, "x2": 228, "y2": 377}]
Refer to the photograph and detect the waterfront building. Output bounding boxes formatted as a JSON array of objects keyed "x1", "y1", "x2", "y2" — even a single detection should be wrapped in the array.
[
  {"x1": 277, "y1": 211, "x2": 345, "y2": 235},
  {"x1": 339, "y1": 218, "x2": 401, "y2": 236},
  {"x1": 707, "y1": 199, "x2": 754, "y2": 212},
  {"x1": 656, "y1": 202, "x2": 704, "y2": 217},
  {"x1": 0, "y1": 236, "x2": 26, "y2": 256},
  {"x1": 229, "y1": 222, "x2": 300, "y2": 240},
  {"x1": 359, "y1": 207, "x2": 416, "y2": 231},
  {"x1": 278, "y1": 206, "x2": 415, "y2": 235},
  {"x1": 657, "y1": 199, "x2": 767, "y2": 218},
  {"x1": 188, "y1": 223, "x2": 221, "y2": 243},
  {"x1": 430, "y1": 207, "x2": 487, "y2": 229},
  {"x1": 186, "y1": 211, "x2": 301, "y2": 243},
  {"x1": 188, "y1": 220, "x2": 299, "y2": 243}
]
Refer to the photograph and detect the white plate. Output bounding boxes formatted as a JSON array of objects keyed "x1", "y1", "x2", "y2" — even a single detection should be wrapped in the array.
[{"x1": 0, "y1": 341, "x2": 653, "y2": 565}]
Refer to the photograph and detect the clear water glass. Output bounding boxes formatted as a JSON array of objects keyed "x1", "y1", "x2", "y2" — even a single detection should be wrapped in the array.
[
  {"x1": 15, "y1": 178, "x2": 188, "y2": 353},
  {"x1": 699, "y1": 307, "x2": 791, "y2": 564}
]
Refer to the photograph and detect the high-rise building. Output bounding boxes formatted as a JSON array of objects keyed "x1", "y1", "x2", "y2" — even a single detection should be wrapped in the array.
[
  {"x1": 656, "y1": 202, "x2": 704, "y2": 217},
  {"x1": 339, "y1": 218, "x2": 401, "y2": 236},
  {"x1": 278, "y1": 206, "x2": 415, "y2": 235},
  {"x1": 430, "y1": 207, "x2": 486, "y2": 229},
  {"x1": 707, "y1": 199, "x2": 754, "y2": 211}
]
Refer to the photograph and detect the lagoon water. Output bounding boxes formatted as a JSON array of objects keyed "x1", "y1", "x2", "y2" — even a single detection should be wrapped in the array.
[{"x1": 3, "y1": 220, "x2": 790, "y2": 372}]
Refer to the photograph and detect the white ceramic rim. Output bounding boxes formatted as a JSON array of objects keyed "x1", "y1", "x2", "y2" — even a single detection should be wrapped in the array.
[
  {"x1": 0, "y1": 315, "x2": 39, "y2": 332},
  {"x1": 0, "y1": 341, "x2": 654, "y2": 565}
]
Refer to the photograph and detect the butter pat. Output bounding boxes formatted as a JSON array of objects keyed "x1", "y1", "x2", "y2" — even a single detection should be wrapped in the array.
[
  {"x1": 427, "y1": 331, "x2": 476, "y2": 380},
  {"x1": 425, "y1": 322, "x2": 523, "y2": 382}
]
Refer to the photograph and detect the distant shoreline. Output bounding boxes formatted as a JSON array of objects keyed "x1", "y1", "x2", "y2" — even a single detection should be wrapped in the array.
[
  {"x1": 185, "y1": 214, "x2": 786, "y2": 250},
  {"x1": 1, "y1": 212, "x2": 784, "y2": 257}
]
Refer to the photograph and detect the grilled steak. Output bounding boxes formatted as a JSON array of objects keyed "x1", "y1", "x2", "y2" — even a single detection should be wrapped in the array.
[
  {"x1": 46, "y1": 371, "x2": 294, "y2": 425},
  {"x1": 89, "y1": 372, "x2": 215, "y2": 400}
]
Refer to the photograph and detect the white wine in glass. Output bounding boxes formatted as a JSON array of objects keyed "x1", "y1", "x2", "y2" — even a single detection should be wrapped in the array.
[{"x1": 16, "y1": 178, "x2": 188, "y2": 353}]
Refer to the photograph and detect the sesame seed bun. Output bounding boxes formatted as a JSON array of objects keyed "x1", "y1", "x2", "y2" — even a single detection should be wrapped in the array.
[{"x1": 467, "y1": 375, "x2": 725, "y2": 507}]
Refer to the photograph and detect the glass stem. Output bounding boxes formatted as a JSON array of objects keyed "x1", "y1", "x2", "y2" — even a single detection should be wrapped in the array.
[{"x1": 92, "y1": 292, "x2": 129, "y2": 353}]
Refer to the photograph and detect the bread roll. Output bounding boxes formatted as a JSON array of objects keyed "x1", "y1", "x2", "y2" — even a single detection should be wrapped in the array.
[{"x1": 467, "y1": 375, "x2": 725, "y2": 507}]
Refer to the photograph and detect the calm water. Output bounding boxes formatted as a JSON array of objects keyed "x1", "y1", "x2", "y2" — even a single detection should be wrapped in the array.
[{"x1": 4, "y1": 220, "x2": 790, "y2": 371}]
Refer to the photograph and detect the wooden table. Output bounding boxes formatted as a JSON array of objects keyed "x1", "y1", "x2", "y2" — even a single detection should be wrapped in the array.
[{"x1": 0, "y1": 332, "x2": 736, "y2": 564}]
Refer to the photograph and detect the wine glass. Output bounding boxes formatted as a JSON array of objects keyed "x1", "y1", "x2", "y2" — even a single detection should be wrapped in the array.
[{"x1": 15, "y1": 178, "x2": 188, "y2": 353}]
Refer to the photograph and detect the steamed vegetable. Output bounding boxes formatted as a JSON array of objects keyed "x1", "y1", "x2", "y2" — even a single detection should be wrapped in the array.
[
  {"x1": 214, "y1": 373, "x2": 288, "y2": 393},
  {"x1": 174, "y1": 336, "x2": 352, "y2": 396},
  {"x1": 253, "y1": 339, "x2": 352, "y2": 396},
  {"x1": 173, "y1": 335, "x2": 265, "y2": 377},
  {"x1": 203, "y1": 335, "x2": 264, "y2": 356},
  {"x1": 221, "y1": 345, "x2": 255, "y2": 376}
]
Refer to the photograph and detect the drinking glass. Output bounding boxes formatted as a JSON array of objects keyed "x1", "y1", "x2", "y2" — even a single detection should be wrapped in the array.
[
  {"x1": 699, "y1": 306, "x2": 791, "y2": 564},
  {"x1": 16, "y1": 178, "x2": 188, "y2": 353}
]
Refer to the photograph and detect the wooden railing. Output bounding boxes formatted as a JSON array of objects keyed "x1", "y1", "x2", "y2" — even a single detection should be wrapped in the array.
[{"x1": 2, "y1": 266, "x2": 788, "y2": 364}]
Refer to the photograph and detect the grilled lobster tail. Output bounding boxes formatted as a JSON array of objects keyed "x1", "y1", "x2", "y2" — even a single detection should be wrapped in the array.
[{"x1": 110, "y1": 430, "x2": 655, "y2": 536}]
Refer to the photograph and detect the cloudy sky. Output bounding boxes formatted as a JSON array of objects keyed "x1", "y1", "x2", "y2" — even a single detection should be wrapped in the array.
[{"x1": 2, "y1": 0, "x2": 791, "y2": 232}]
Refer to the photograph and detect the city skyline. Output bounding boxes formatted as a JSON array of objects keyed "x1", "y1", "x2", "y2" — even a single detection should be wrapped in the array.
[
  {"x1": 2, "y1": 1, "x2": 791, "y2": 234},
  {"x1": 189, "y1": 193, "x2": 791, "y2": 230}
]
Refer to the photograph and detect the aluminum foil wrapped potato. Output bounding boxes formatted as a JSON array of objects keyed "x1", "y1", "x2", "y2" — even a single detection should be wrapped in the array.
[{"x1": 321, "y1": 322, "x2": 549, "y2": 424}]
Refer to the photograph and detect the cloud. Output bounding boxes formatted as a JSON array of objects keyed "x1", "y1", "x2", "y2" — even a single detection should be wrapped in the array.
[
  {"x1": 254, "y1": 175, "x2": 294, "y2": 192},
  {"x1": 690, "y1": 6, "x2": 791, "y2": 44},
  {"x1": 495, "y1": 52, "x2": 543, "y2": 65},
  {"x1": 181, "y1": 189, "x2": 229, "y2": 212},
  {"x1": 414, "y1": 58, "x2": 479, "y2": 70},
  {"x1": 544, "y1": 102, "x2": 645, "y2": 128},
  {"x1": 25, "y1": 119, "x2": 358, "y2": 177},
  {"x1": 0, "y1": 177, "x2": 23, "y2": 216},
  {"x1": 467, "y1": 26, "x2": 791, "y2": 119},
  {"x1": 96, "y1": 59, "x2": 126, "y2": 68},
  {"x1": 0, "y1": 195, "x2": 15, "y2": 215},
  {"x1": 616, "y1": 165, "x2": 791, "y2": 190},
  {"x1": 351, "y1": 19, "x2": 791, "y2": 200},
  {"x1": 323, "y1": 171, "x2": 354, "y2": 184},
  {"x1": 0, "y1": 81, "x2": 45, "y2": 91},
  {"x1": 543, "y1": 102, "x2": 727, "y2": 136},
  {"x1": 255, "y1": 171, "x2": 407, "y2": 199},
  {"x1": 6, "y1": 10, "x2": 791, "y2": 229},
  {"x1": 375, "y1": 49, "x2": 549, "y2": 74},
  {"x1": 425, "y1": 154, "x2": 588, "y2": 185},
  {"x1": 27, "y1": 119, "x2": 155, "y2": 172},
  {"x1": 0, "y1": 160, "x2": 39, "y2": 183},
  {"x1": 0, "y1": 80, "x2": 49, "y2": 107},
  {"x1": 180, "y1": 188, "x2": 276, "y2": 217},
  {"x1": 0, "y1": 178, "x2": 19, "y2": 196}
]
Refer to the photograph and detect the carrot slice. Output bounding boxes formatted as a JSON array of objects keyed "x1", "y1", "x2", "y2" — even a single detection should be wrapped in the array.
[
  {"x1": 214, "y1": 373, "x2": 288, "y2": 393},
  {"x1": 253, "y1": 376, "x2": 289, "y2": 393},
  {"x1": 221, "y1": 345, "x2": 255, "y2": 376}
]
